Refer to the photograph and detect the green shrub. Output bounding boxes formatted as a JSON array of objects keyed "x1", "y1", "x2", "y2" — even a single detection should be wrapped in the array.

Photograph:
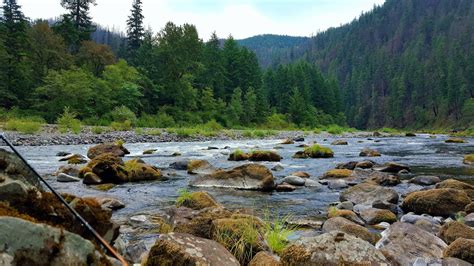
[
  {"x1": 203, "y1": 119, "x2": 223, "y2": 131},
  {"x1": 56, "y1": 107, "x2": 82, "y2": 134},
  {"x1": 313, "y1": 128, "x2": 322, "y2": 134},
  {"x1": 91, "y1": 126, "x2": 106, "y2": 134},
  {"x1": 110, "y1": 106, "x2": 137, "y2": 125},
  {"x1": 5, "y1": 119, "x2": 43, "y2": 134},
  {"x1": 325, "y1": 124, "x2": 344, "y2": 134},
  {"x1": 110, "y1": 120, "x2": 132, "y2": 131},
  {"x1": 263, "y1": 113, "x2": 294, "y2": 129},
  {"x1": 380, "y1": 127, "x2": 399, "y2": 133},
  {"x1": 176, "y1": 188, "x2": 193, "y2": 206}
]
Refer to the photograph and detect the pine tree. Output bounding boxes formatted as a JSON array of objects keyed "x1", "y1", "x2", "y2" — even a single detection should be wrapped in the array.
[
  {"x1": 60, "y1": 0, "x2": 96, "y2": 48},
  {"x1": 126, "y1": 0, "x2": 144, "y2": 53}
]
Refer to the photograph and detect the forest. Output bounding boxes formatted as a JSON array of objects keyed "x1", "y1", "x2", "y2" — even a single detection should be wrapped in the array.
[{"x1": 0, "y1": 0, "x2": 344, "y2": 131}]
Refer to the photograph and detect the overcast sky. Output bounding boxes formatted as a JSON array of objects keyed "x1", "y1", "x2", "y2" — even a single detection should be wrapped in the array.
[{"x1": 19, "y1": 0, "x2": 385, "y2": 39}]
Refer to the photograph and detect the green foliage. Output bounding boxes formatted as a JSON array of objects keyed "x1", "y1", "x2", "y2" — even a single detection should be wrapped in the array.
[
  {"x1": 263, "y1": 114, "x2": 294, "y2": 130},
  {"x1": 5, "y1": 118, "x2": 43, "y2": 134},
  {"x1": 91, "y1": 126, "x2": 106, "y2": 134},
  {"x1": 110, "y1": 105, "x2": 137, "y2": 125},
  {"x1": 176, "y1": 188, "x2": 193, "y2": 206},
  {"x1": 264, "y1": 213, "x2": 297, "y2": 254},
  {"x1": 455, "y1": 211, "x2": 465, "y2": 223},
  {"x1": 303, "y1": 144, "x2": 334, "y2": 158},
  {"x1": 110, "y1": 120, "x2": 132, "y2": 131},
  {"x1": 325, "y1": 124, "x2": 344, "y2": 134},
  {"x1": 56, "y1": 107, "x2": 82, "y2": 134}
]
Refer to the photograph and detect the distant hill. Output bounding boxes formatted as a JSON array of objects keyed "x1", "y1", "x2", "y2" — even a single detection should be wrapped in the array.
[{"x1": 236, "y1": 34, "x2": 310, "y2": 68}]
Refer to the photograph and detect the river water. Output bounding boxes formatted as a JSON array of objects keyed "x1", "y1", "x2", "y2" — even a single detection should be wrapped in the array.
[{"x1": 12, "y1": 134, "x2": 474, "y2": 224}]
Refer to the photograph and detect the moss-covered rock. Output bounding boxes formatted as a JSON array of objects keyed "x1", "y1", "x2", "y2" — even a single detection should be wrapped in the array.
[
  {"x1": 176, "y1": 191, "x2": 222, "y2": 210},
  {"x1": 364, "y1": 172, "x2": 401, "y2": 186},
  {"x1": 145, "y1": 232, "x2": 240, "y2": 266},
  {"x1": 443, "y1": 238, "x2": 474, "y2": 263},
  {"x1": 327, "y1": 208, "x2": 364, "y2": 225},
  {"x1": 280, "y1": 139, "x2": 294, "y2": 145},
  {"x1": 359, "y1": 148, "x2": 381, "y2": 157},
  {"x1": 228, "y1": 150, "x2": 249, "y2": 161},
  {"x1": 322, "y1": 217, "x2": 380, "y2": 245},
  {"x1": 321, "y1": 169, "x2": 353, "y2": 179},
  {"x1": 466, "y1": 203, "x2": 474, "y2": 214},
  {"x1": 171, "y1": 207, "x2": 233, "y2": 238},
  {"x1": 360, "y1": 208, "x2": 397, "y2": 225},
  {"x1": 464, "y1": 154, "x2": 474, "y2": 165},
  {"x1": 296, "y1": 144, "x2": 334, "y2": 158},
  {"x1": 187, "y1": 159, "x2": 216, "y2": 175},
  {"x1": 249, "y1": 150, "x2": 282, "y2": 162},
  {"x1": 87, "y1": 142, "x2": 130, "y2": 159},
  {"x1": 249, "y1": 251, "x2": 280, "y2": 266},
  {"x1": 445, "y1": 138, "x2": 468, "y2": 144},
  {"x1": 79, "y1": 153, "x2": 128, "y2": 183},
  {"x1": 402, "y1": 189, "x2": 470, "y2": 216},
  {"x1": 124, "y1": 158, "x2": 165, "y2": 182},
  {"x1": 438, "y1": 221, "x2": 474, "y2": 244}
]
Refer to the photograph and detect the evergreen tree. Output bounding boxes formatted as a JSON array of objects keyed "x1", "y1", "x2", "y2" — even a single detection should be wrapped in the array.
[
  {"x1": 60, "y1": 0, "x2": 96, "y2": 49},
  {"x1": 126, "y1": 0, "x2": 144, "y2": 53}
]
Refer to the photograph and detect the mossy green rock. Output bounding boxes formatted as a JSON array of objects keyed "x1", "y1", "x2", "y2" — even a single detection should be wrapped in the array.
[{"x1": 402, "y1": 188, "x2": 470, "y2": 216}]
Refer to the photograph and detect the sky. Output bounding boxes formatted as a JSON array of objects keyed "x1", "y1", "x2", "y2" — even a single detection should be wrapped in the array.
[{"x1": 19, "y1": 0, "x2": 386, "y2": 40}]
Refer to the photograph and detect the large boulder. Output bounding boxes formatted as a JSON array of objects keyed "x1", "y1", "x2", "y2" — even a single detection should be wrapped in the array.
[
  {"x1": 79, "y1": 153, "x2": 128, "y2": 183},
  {"x1": 438, "y1": 221, "x2": 474, "y2": 244},
  {"x1": 435, "y1": 179, "x2": 474, "y2": 200},
  {"x1": 187, "y1": 159, "x2": 217, "y2": 175},
  {"x1": 176, "y1": 191, "x2": 222, "y2": 210},
  {"x1": 124, "y1": 158, "x2": 166, "y2": 182},
  {"x1": 280, "y1": 231, "x2": 388, "y2": 265},
  {"x1": 0, "y1": 216, "x2": 109, "y2": 265},
  {"x1": 322, "y1": 217, "x2": 379, "y2": 245},
  {"x1": 376, "y1": 222, "x2": 448, "y2": 265},
  {"x1": 0, "y1": 148, "x2": 42, "y2": 190},
  {"x1": 443, "y1": 238, "x2": 474, "y2": 263},
  {"x1": 190, "y1": 164, "x2": 275, "y2": 191},
  {"x1": 170, "y1": 207, "x2": 233, "y2": 239},
  {"x1": 87, "y1": 142, "x2": 129, "y2": 159},
  {"x1": 401, "y1": 189, "x2": 470, "y2": 216},
  {"x1": 340, "y1": 183, "x2": 399, "y2": 206},
  {"x1": 145, "y1": 232, "x2": 239, "y2": 266}
]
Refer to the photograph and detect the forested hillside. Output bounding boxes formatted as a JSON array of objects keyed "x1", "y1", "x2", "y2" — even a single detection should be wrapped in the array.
[
  {"x1": 304, "y1": 0, "x2": 474, "y2": 129},
  {"x1": 0, "y1": 0, "x2": 343, "y2": 130}
]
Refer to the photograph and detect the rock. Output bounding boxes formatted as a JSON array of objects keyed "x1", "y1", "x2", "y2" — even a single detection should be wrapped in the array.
[
  {"x1": 439, "y1": 221, "x2": 474, "y2": 244},
  {"x1": 211, "y1": 217, "x2": 267, "y2": 265},
  {"x1": 54, "y1": 165, "x2": 82, "y2": 177},
  {"x1": 466, "y1": 203, "x2": 474, "y2": 214},
  {"x1": 190, "y1": 164, "x2": 275, "y2": 191},
  {"x1": 0, "y1": 217, "x2": 108, "y2": 265},
  {"x1": 364, "y1": 171, "x2": 400, "y2": 186},
  {"x1": 405, "y1": 132, "x2": 417, "y2": 137},
  {"x1": 249, "y1": 251, "x2": 280, "y2": 266},
  {"x1": 402, "y1": 189, "x2": 470, "y2": 216},
  {"x1": 304, "y1": 179, "x2": 322, "y2": 188},
  {"x1": 414, "y1": 219, "x2": 441, "y2": 235},
  {"x1": 170, "y1": 207, "x2": 233, "y2": 238},
  {"x1": 340, "y1": 183, "x2": 399, "y2": 205},
  {"x1": 336, "y1": 161, "x2": 357, "y2": 170},
  {"x1": 321, "y1": 169, "x2": 353, "y2": 180},
  {"x1": 56, "y1": 151, "x2": 71, "y2": 157},
  {"x1": 355, "y1": 160, "x2": 375, "y2": 169},
  {"x1": 372, "y1": 200, "x2": 398, "y2": 214},
  {"x1": 79, "y1": 153, "x2": 128, "y2": 183},
  {"x1": 445, "y1": 138, "x2": 468, "y2": 144},
  {"x1": 280, "y1": 231, "x2": 388, "y2": 265},
  {"x1": 169, "y1": 159, "x2": 190, "y2": 170},
  {"x1": 400, "y1": 214, "x2": 441, "y2": 227},
  {"x1": 176, "y1": 191, "x2": 222, "y2": 210},
  {"x1": 373, "y1": 132, "x2": 382, "y2": 137},
  {"x1": 435, "y1": 179, "x2": 474, "y2": 200},
  {"x1": 143, "y1": 149, "x2": 157, "y2": 155},
  {"x1": 328, "y1": 208, "x2": 364, "y2": 225},
  {"x1": 359, "y1": 148, "x2": 381, "y2": 157},
  {"x1": 293, "y1": 137, "x2": 305, "y2": 142},
  {"x1": 276, "y1": 183, "x2": 296, "y2": 192},
  {"x1": 373, "y1": 162, "x2": 410, "y2": 173},
  {"x1": 249, "y1": 151, "x2": 282, "y2": 162},
  {"x1": 125, "y1": 159, "x2": 166, "y2": 182},
  {"x1": 353, "y1": 204, "x2": 373, "y2": 214},
  {"x1": 145, "y1": 232, "x2": 240, "y2": 266},
  {"x1": 228, "y1": 150, "x2": 249, "y2": 161},
  {"x1": 443, "y1": 238, "x2": 474, "y2": 263},
  {"x1": 464, "y1": 154, "x2": 474, "y2": 165},
  {"x1": 57, "y1": 173, "x2": 80, "y2": 182},
  {"x1": 465, "y1": 213, "x2": 474, "y2": 226},
  {"x1": 87, "y1": 142, "x2": 129, "y2": 159},
  {"x1": 187, "y1": 159, "x2": 216, "y2": 175},
  {"x1": 410, "y1": 175, "x2": 441, "y2": 186},
  {"x1": 0, "y1": 148, "x2": 42, "y2": 190},
  {"x1": 360, "y1": 208, "x2": 397, "y2": 225},
  {"x1": 291, "y1": 171, "x2": 310, "y2": 178},
  {"x1": 82, "y1": 172, "x2": 102, "y2": 184},
  {"x1": 336, "y1": 201, "x2": 354, "y2": 210},
  {"x1": 376, "y1": 222, "x2": 447, "y2": 265},
  {"x1": 94, "y1": 197, "x2": 125, "y2": 211},
  {"x1": 271, "y1": 164, "x2": 284, "y2": 171},
  {"x1": 282, "y1": 175, "x2": 306, "y2": 186},
  {"x1": 331, "y1": 139, "x2": 348, "y2": 145},
  {"x1": 322, "y1": 217, "x2": 379, "y2": 245},
  {"x1": 327, "y1": 179, "x2": 349, "y2": 189},
  {"x1": 301, "y1": 144, "x2": 334, "y2": 158},
  {"x1": 59, "y1": 154, "x2": 87, "y2": 164},
  {"x1": 281, "y1": 139, "x2": 294, "y2": 145},
  {"x1": 0, "y1": 179, "x2": 28, "y2": 202}
]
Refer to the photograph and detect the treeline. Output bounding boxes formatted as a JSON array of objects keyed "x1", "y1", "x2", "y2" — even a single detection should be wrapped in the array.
[
  {"x1": 303, "y1": 0, "x2": 474, "y2": 129},
  {"x1": 0, "y1": 0, "x2": 344, "y2": 130}
]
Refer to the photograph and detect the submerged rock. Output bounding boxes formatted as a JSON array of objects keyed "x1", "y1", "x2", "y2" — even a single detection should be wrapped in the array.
[
  {"x1": 87, "y1": 142, "x2": 129, "y2": 159},
  {"x1": 359, "y1": 148, "x2": 381, "y2": 157},
  {"x1": 402, "y1": 188, "x2": 470, "y2": 216},
  {"x1": 145, "y1": 232, "x2": 239, "y2": 266},
  {"x1": 281, "y1": 231, "x2": 388, "y2": 265},
  {"x1": 276, "y1": 183, "x2": 296, "y2": 192},
  {"x1": 376, "y1": 222, "x2": 447, "y2": 265},
  {"x1": 190, "y1": 164, "x2": 275, "y2": 191},
  {"x1": 0, "y1": 216, "x2": 109, "y2": 265},
  {"x1": 445, "y1": 138, "x2": 468, "y2": 144},
  {"x1": 57, "y1": 173, "x2": 80, "y2": 182},
  {"x1": 340, "y1": 183, "x2": 399, "y2": 206},
  {"x1": 373, "y1": 162, "x2": 410, "y2": 173},
  {"x1": 169, "y1": 159, "x2": 190, "y2": 170}
]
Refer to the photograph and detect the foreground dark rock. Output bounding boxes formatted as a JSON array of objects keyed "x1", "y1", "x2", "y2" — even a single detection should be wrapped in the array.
[
  {"x1": 376, "y1": 222, "x2": 447, "y2": 265},
  {"x1": 145, "y1": 232, "x2": 239, "y2": 266},
  {"x1": 443, "y1": 238, "x2": 474, "y2": 263},
  {"x1": 438, "y1": 221, "x2": 474, "y2": 244},
  {"x1": 281, "y1": 231, "x2": 388, "y2": 265},
  {"x1": 190, "y1": 164, "x2": 275, "y2": 191}
]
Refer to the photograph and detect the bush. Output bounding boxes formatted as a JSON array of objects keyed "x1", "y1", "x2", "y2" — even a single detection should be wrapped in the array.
[
  {"x1": 203, "y1": 119, "x2": 223, "y2": 131},
  {"x1": 56, "y1": 107, "x2": 82, "y2": 134},
  {"x1": 5, "y1": 119, "x2": 43, "y2": 134},
  {"x1": 110, "y1": 106, "x2": 137, "y2": 125},
  {"x1": 325, "y1": 124, "x2": 344, "y2": 134},
  {"x1": 263, "y1": 114, "x2": 294, "y2": 129},
  {"x1": 91, "y1": 126, "x2": 106, "y2": 134},
  {"x1": 110, "y1": 120, "x2": 132, "y2": 131}
]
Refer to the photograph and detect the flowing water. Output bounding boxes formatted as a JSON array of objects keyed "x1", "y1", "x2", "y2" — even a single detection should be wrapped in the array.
[{"x1": 13, "y1": 133, "x2": 473, "y2": 224}]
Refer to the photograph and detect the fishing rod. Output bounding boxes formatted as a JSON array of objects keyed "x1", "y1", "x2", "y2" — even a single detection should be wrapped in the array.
[{"x1": 0, "y1": 134, "x2": 129, "y2": 266}]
